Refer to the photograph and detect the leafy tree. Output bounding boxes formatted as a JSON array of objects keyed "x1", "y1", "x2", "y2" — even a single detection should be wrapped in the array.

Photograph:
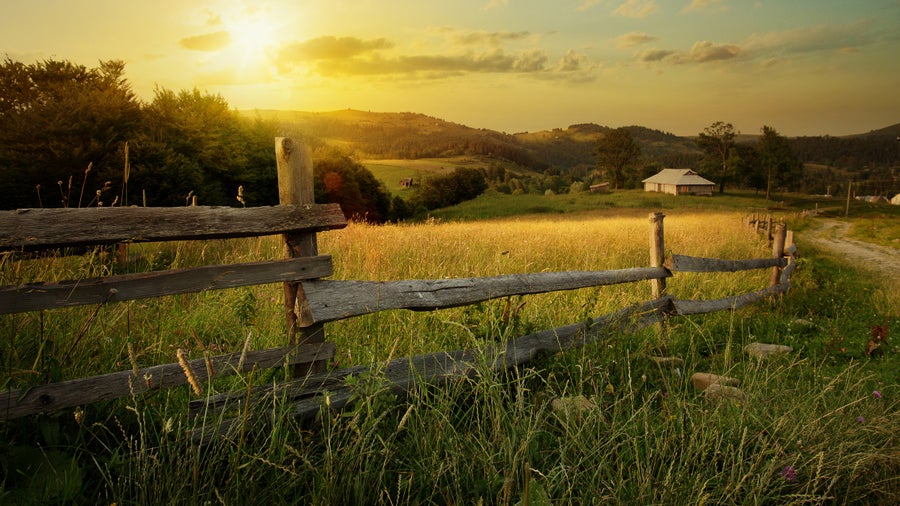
[
  {"x1": 758, "y1": 125, "x2": 803, "y2": 200},
  {"x1": 0, "y1": 58, "x2": 142, "y2": 208},
  {"x1": 595, "y1": 127, "x2": 640, "y2": 189},
  {"x1": 312, "y1": 147, "x2": 392, "y2": 222},
  {"x1": 132, "y1": 88, "x2": 278, "y2": 206},
  {"x1": 411, "y1": 167, "x2": 488, "y2": 210},
  {"x1": 696, "y1": 121, "x2": 736, "y2": 193},
  {"x1": 730, "y1": 143, "x2": 765, "y2": 193}
]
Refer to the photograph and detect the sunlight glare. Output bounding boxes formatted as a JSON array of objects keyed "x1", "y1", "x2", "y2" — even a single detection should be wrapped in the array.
[{"x1": 229, "y1": 16, "x2": 277, "y2": 67}]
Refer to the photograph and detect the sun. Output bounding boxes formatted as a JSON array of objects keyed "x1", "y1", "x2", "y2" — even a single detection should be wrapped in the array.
[{"x1": 231, "y1": 18, "x2": 275, "y2": 61}]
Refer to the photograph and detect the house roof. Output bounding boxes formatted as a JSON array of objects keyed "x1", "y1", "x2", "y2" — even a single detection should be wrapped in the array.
[{"x1": 642, "y1": 168, "x2": 715, "y2": 186}]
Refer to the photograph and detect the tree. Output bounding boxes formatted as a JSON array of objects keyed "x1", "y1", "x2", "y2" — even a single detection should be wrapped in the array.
[
  {"x1": 312, "y1": 147, "x2": 392, "y2": 223},
  {"x1": 731, "y1": 143, "x2": 765, "y2": 193},
  {"x1": 0, "y1": 58, "x2": 142, "y2": 208},
  {"x1": 696, "y1": 121, "x2": 736, "y2": 193},
  {"x1": 133, "y1": 88, "x2": 278, "y2": 206},
  {"x1": 758, "y1": 125, "x2": 803, "y2": 201},
  {"x1": 595, "y1": 127, "x2": 640, "y2": 189},
  {"x1": 411, "y1": 167, "x2": 488, "y2": 210}
]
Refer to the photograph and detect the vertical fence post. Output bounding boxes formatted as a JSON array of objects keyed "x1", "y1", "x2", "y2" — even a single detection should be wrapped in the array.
[
  {"x1": 649, "y1": 212, "x2": 666, "y2": 299},
  {"x1": 769, "y1": 222, "x2": 787, "y2": 288},
  {"x1": 276, "y1": 137, "x2": 325, "y2": 374}
]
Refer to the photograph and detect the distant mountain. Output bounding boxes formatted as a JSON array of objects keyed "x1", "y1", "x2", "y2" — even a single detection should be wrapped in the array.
[
  {"x1": 845, "y1": 123, "x2": 900, "y2": 139},
  {"x1": 242, "y1": 109, "x2": 897, "y2": 173},
  {"x1": 242, "y1": 109, "x2": 703, "y2": 170}
]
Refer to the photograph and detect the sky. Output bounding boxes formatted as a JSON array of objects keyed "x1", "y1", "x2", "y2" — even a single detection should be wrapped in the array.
[{"x1": 2, "y1": 0, "x2": 898, "y2": 136}]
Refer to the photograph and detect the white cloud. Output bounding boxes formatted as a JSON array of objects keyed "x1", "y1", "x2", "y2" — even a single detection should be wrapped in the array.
[
  {"x1": 613, "y1": 0, "x2": 659, "y2": 18},
  {"x1": 681, "y1": 0, "x2": 727, "y2": 14},
  {"x1": 742, "y1": 21, "x2": 875, "y2": 56},
  {"x1": 616, "y1": 32, "x2": 657, "y2": 48}
]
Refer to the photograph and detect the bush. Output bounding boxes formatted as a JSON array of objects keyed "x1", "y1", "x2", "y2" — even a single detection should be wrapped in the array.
[{"x1": 410, "y1": 167, "x2": 488, "y2": 210}]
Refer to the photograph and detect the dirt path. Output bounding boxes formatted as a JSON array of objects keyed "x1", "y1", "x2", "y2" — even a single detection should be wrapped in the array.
[{"x1": 802, "y1": 219, "x2": 900, "y2": 277}]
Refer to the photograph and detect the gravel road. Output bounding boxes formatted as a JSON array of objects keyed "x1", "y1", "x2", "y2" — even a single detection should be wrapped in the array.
[{"x1": 802, "y1": 219, "x2": 900, "y2": 277}]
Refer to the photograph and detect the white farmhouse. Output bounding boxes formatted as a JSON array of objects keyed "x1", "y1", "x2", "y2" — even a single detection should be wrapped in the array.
[{"x1": 642, "y1": 168, "x2": 716, "y2": 196}]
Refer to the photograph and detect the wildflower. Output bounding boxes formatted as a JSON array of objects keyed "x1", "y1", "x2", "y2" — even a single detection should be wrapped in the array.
[
  {"x1": 856, "y1": 416, "x2": 865, "y2": 423},
  {"x1": 780, "y1": 465, "x2": 797, "y2": 482},
  {"x1": 872, "y1": 390, "x2": 882, "y2": 399}
]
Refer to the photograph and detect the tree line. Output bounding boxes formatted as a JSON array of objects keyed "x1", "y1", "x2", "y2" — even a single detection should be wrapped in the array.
[{"x1": 0, "y1": 58, "x2": 437, "y2": 222}]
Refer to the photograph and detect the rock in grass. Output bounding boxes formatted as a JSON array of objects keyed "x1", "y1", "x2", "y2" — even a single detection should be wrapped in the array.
[
  {"x1": 651, "y1": 356, "x2": 685, "y2": 368},
  {"x1": 744, "y1": 342, "x2": 793, "y2": 358},
  {"x1": 551, "y1": 394, "x2": 596, "y2": 416},
  {"x1": 690, "y1": 372, "x2": 739, "y2": 391},
  {"x1": 703, "y1": 384, "x2": 747, "y2": 404}
]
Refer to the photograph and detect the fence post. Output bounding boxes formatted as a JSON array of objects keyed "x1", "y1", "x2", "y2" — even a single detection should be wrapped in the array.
[
  {"x1": 276, "y1": 137, "x2": 325, "y2": 374},
  {"x1": 649, "y1": 212, "x2": 666, "y2": 298},
  {"x1": 769, "y1": 222, "x2": 786, "y2": 287}
]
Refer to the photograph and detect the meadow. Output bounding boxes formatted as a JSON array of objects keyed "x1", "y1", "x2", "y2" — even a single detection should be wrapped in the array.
[{"x1": 1, "y1": 207, "x2": 898, "y2": 504}]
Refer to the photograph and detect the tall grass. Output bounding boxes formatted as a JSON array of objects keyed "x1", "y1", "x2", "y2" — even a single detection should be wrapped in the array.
[{"x1": 1, "y1": 210, "x2": 897, "y2": 504}]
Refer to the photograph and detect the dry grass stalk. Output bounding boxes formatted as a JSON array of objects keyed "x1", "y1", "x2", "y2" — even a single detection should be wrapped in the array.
[{"x1": 177, "y1": 348, "x2": 203, "y2": 396}]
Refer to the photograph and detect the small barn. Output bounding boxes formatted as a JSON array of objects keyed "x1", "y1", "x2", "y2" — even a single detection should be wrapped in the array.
[{"x1": 642, "y1": 169, "x2": 716, "y2": 196}]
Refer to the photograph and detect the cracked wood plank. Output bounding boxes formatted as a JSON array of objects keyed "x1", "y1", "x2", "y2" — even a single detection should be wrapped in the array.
[{"x1": 302, "y1": 267, "x2": 671, "y2": 323}]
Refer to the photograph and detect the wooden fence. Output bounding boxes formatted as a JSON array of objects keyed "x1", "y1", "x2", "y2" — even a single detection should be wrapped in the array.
[{"x1": 0, "y1": 138, "x2": 796, "y2": 424}]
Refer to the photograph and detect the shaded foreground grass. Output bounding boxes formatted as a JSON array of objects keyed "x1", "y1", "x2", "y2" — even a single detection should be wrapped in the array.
[{"x1": 1, "y1": 211, "x2": 897, "y2": 504}]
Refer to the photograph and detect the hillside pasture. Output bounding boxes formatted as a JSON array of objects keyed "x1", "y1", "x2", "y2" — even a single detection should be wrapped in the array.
[{"x1": 363, "y1": 157, "x2": 489, "y2": 196}]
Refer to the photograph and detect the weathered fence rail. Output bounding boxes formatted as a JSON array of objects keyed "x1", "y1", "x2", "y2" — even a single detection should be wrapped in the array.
[{"x1": 0, "y1": 138, "x2": 797, "y2": 423}]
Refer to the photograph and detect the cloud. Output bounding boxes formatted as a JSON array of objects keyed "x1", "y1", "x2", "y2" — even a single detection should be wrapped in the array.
[
  {"x1": 558, "y1": 49, "x2": 586, "y2": 71},
  {"x1": 616, "y1": 32, "x2": 657, "y2": 48},
  {"x1": 179, "y1": 31, "x2": 231, "y2": 52},
  {"x1": 681, "y1": 0, "x2": 727, "y2": 14},
  {"x1": 638, "y1": 48, "x2": 675, "y2": 62},
  {"x1": 637, "y1": 40, "x2": 738, "y2": 64},
  {"x1": 576, "y1": 0, "x2": 604, "y2": 11},
  {"x1": 278, "y1": 36, "x2": 393, "y2": 61},
  {"x1": 636, "y1": 20, "x2": 880, "y2": 68},
  {"x1": 683, "y1": 40, "x2": 740, "y2": 62},
  {"x1": 312, "y1": 49, "x2": 552, "y2": 77},
  {"x1": 742, "y1": 21, "x2": 876, "y2": 57},
  {"x1": 450, "y1": 30, "x2": 532, "y2": 47},
  {"x1": 613, "y1": 0, "x2": 659, "y2": 18}
]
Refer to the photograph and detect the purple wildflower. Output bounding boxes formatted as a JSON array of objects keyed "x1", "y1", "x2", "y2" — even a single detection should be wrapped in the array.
[
  {"x1": 873, "y1": 390, "x2": 882, "y2": 399},
  {"x1": 780, "y1": 465, "x2": 797, "y2": 482},
  {"x1": 856, "y1": 416, "x2": 865, "y2": 423}
]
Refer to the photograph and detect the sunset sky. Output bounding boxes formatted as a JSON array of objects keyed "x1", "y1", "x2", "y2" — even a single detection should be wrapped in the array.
[{"x1": 2, "y1": 0, "x2": 898, "y2": 136}]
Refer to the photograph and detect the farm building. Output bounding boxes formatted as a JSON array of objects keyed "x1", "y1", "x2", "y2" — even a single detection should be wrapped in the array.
[{"x1": 642, "y1": 169, "x2": 716, "y2": 196}]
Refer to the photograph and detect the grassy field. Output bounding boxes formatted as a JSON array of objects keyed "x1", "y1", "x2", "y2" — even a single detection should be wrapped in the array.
[
  {"x1": 364, "y1": 157, "x2": 505, "y2": 196},
  {"x1": 1, "y1": 208, "x2": 898, "y2": 504}
]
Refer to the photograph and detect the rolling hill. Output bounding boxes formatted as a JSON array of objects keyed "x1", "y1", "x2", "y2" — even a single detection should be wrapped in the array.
[
  {"x1": 242, "y1": 109, "x2": 703, "y2": 171},
  {"x1": 242, "y1": 109, "x2": 898, "y2": 180}
]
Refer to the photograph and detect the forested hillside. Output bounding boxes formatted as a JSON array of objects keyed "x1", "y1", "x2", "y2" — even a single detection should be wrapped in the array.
[
  {"x1": 250, "y1": 109, "x2": 896, "y2": 176},
  {"x1": 246, "y1": 109, "x2": 704, "y2": 172}
]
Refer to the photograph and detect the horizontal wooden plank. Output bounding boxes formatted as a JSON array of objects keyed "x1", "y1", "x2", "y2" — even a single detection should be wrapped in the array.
[
  {"x1": 0, "y1": 204, "x2": 347, "y2": 251},
  {"x1": 0, "y1": 342, "x2": 335, "y2": 420},
  {"x1": 302, "y1": 267, "x2": 671, "y2": 323},
  {"x1": 667, "y1": 254, "x2": 786, "y2": 273},
  {"x1": 671, "y1": 284, "x2": 789, "y2": 315},
  {"x1": 190, "y1": 297, "x2": 674, "y2": 427},
  {"x1": 0, "y1": 256, "x2": 333, "y2": 314}
]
